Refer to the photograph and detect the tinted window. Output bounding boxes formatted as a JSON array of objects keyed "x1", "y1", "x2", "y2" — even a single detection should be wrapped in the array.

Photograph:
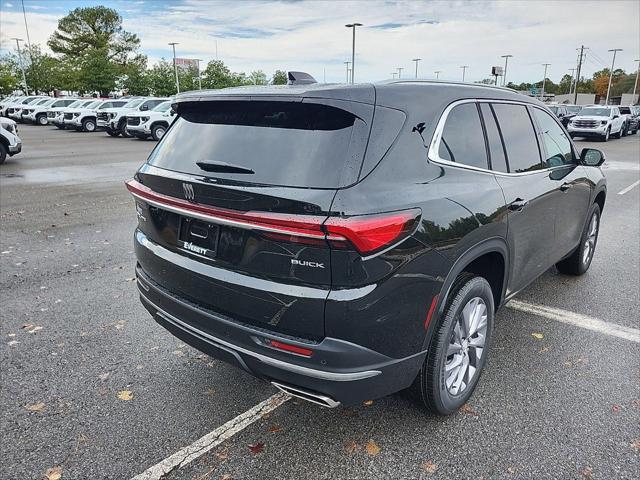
[
  {"x1": 153, "y1": 102, "x2": 172, "y2": 112},
  {"x1": 492, "y1": 103, "x2": 542, "y2": 173},
  {"x1": 532, "y1": 108, "x2": 573, "y2": 167},
  {"x1": 148, "y1": 101, "x2": 366, "y2": 188},
  {"x1": 438, "y1": 103, "x2": 488, "y2": 169},
  {"x1": 142, "y1": 99, "x2": 165, "y2": 110},
  {"x1": 479, "y1": 103, "x2": 508, "y2": 173}
]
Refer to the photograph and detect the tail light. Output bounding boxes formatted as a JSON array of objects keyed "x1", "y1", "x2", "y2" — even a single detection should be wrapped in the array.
[{"x1": 125, "y1": 179, "x2": 420, "y2": 256}]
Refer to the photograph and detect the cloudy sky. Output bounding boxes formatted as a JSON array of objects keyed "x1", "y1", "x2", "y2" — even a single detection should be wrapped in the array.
[{"x1": 1, "y1": 0, "x2": 638, "y2": 84}]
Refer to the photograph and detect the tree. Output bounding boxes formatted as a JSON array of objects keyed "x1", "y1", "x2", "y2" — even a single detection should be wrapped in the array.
[
  {"x1": 48, "y1": 6, "x2": 140, "y2": 64},
  {"x1": 247, "y1": 70, "x2": 268, "y2": 85},
  {"x1": 272, "y1": 70, "x2": 287, "y2": 85},
  {"x1": 594, "y1": 75, "x2": 610, "y2": 96},
  {"x1": 0, "y1": 61, "x2": 19, "y2": 96},
  {"x1": 558, "y1": 74, "x2": 573, "y2": 94},
  {"x1": 76, "y1": 47, "x2": 118, "y2": 95},
  {"x1": 118, "y1": 54, "x2": 150, "y2": 95},
  {"x1": 2, "y1": 45, "x2": 66, "y2": 95},
  {"x1": 201, "y1": 60, "x2": 247, "y2": 89},
  {"x1": 147, "y1": 59, "x2": 177, "y2": 96}
]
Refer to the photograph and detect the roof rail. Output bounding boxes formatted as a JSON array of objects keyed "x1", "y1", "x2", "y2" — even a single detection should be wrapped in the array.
[{"x1": 287, "y1": 71, "x2": 317, "y2": 85}]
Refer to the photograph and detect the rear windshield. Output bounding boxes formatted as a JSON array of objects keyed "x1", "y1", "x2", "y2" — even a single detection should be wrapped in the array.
[{"x1": 147, "y1": 101, "x2": 367, "y2": 188}]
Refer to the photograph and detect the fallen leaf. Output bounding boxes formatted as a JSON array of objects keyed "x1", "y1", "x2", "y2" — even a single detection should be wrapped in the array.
[
  {"x1": 215, "y1": 449, "x2": 229, "y2": 461},
  {"x1": 579, "y1": 466, "x2": 593, "y2": 479},
  {"x1": 7, "y1": 340, "x2": 19, "y2": 346},
  {"x1": 44, "y1": 466, "x2": 63, "y2": 480},
  {"x1": 506, "y1": 466, "x2": 517, "y2": 475},
  {"x1": 267, "y1": 425, "x2": 282, "y2": 433},
  {"x1": 220, "y1": 475, "x2": 233, "y2": 480},
  {"x1": 7, "y1": 333, "x2": 16, "y2": 337},
  {"x1": 421, "y1": 461, "x2": 438, "y2": 474},
  {"x1": 22, "y1": 323, "x2": 34, "y2": 329},
  {"x1": 363, "y1": 400, "x2": 374, "y2": 406},
  {"x1": 345, "y1": 440, "x2": 359, "y2": 454},
  {"x1": 612, "y1": 404, "x2": 621, "y2": 414},
  {"x1": 248, "y1": 442, "x2": 264, "y2": 454},
  {"x1": 459, "y1": 403, "x2": 478, "y2": 416},
  {"x1": 114, "y1": 321, "x2": 125, "y2": 330},
  {"x1": 631, "y1": 399, "x2": 640, "y2": 409},
  {"x1": 365, "y1": 440, "x2": 380, "y2": 456},
  {"x1": 98, "y1": 372, "x2": 110, "y2": 381},
  {"x1": 531, "y1": 332, "x2": 544, "y2": 340},
  {"x1": 204, "y1": 388, "x2": 216, "y2": 397},
  {"x1": 538, "y1": 346, "x2": 550, "y2": 353},
  {"x1": 117, "y1": 390, "x2": 133, "y2": 401},
  {"x1": 173, "y1": 350, "x2": 185, "y2": 357},
  {"x1": 126, "y1": 277, "x2": 136, "y2": 282},
  {"x1": 25, "y1": 402, "x2": 45, "y2": 413},
  {"x1": 630, "y1": 439, "x2": 640, "y2": 453}
]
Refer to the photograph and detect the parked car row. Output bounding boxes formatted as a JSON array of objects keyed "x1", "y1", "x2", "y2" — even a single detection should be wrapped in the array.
[
  {"x1": 567, "y1": 105, "x2": 639, "y2": 141},
  {"x1": 0, "y1": 95, "x2": 175, "y2": 140}
]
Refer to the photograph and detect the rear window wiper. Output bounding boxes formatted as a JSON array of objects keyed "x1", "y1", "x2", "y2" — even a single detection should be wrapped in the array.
[{"x1": 196, "y1": 161, "x2": 255, "y2": 174}]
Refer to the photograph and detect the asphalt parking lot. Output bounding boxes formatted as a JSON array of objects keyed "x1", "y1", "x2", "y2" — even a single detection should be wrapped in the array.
[{"x1": 1, "y1": 125, "x2": 639, "y2": 480}]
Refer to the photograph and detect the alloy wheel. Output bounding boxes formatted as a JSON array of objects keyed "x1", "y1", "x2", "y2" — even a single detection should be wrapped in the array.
[
  {"x1": 582, "y1": 212, "x2": 598, "y2": 265},
  {"x1": 444, "y1": 297, "x2": 487, "y2": 396}
]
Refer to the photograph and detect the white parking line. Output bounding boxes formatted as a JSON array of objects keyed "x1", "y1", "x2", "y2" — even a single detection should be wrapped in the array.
[
  {"x1": 130, "y1": 392, "x2": 290, "y2": 480},
  {"x1": 617, "y1": 180, "x2": 640, "y2": 195},
  {"x1": 508, "y1": 300, "x2": 640, "y2": 343}
]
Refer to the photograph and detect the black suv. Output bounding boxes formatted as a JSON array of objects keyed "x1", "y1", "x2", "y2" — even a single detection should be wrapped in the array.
[{"x1": 127, "y1": 78, "x2": 607, "y2": 414}]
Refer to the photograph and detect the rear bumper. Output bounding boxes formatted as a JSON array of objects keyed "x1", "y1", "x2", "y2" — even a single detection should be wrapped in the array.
[{"x1": 135, "y1": 267, "x2": 425, "y2": 406}]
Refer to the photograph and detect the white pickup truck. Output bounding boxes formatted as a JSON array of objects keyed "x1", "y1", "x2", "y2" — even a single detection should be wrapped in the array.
[
  {"x1": 22, "y1": 98, "x2": 77, "y2": 125},
  {"x1": 62, "y1": 99, "x2": 128, "y2": 132},
  {"x1": 7, "y1": 96, "x2": 48, "y2": 121},
  {"x1": 49, "y1": 99, "x2": 95, "y2": 129},
  {"x1": 98, "y1": 97, "x2": 168, "y2": 137},
  {"x1": 567, "y1": 106, "x2": 625, "y2": 142},
  {"x1": 0, "y1": 117, "x2": 22, "y2": 164},
  {"x1": 125, "y1": 100, "x2": 175, "y2": 140}
]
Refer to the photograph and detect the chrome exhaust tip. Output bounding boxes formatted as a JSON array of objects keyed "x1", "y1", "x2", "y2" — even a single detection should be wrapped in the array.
[{"x1": 271, "y1": 381, "x2": 340, "y2": 408}]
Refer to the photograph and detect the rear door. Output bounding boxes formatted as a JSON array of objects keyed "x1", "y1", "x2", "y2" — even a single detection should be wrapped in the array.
[
  {"x1": 487, "y1": 102, "x2": 558, "y2": 296},
  {"x1": 131, "y1": 99, "x2": 373, "y2": 340}
]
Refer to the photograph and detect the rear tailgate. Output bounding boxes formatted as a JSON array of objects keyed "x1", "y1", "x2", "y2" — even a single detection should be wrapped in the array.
[{"x1": 130, "y1": 97, "x2": 374, "y2": 340}]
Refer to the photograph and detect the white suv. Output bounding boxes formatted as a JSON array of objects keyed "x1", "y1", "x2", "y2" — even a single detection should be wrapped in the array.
[
  {"x1": 49, "y1": 99, "x2": 95, "y2": 129},
  {"x1": 22, "y1": 98, "x2": 77, "y2": 126},
  {"x1": 63, "y1": 99, "x2": 128, "y2": 132},
  {"x1": 98, "y1": 98, "x2": 168, "y2": 137},
  {"x1": 568, "y1": 106, "x2": 625, "y2": 141},
  {"x1": 7, "y1": 96, "x2": 48, "y2": 121},
  {"x1": 125, "y1": 100, "x2": 175, "y2": 140},
  {"x1": 0, "y1": 117, "x2": 22, "y2": 164}
]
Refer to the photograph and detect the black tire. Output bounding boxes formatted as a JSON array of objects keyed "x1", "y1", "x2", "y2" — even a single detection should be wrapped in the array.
[
  {"x1": 0, "y1": 143, "x2": 7, "y2": 165},
  {"x1": 36, "y1": 114, "x2": 48, "y2": 126},
  {"x1": 119, "y1": 120, "x2": 132, "y2": 138},
  {"x1": 106, "y1": 129, "x2": 119, "y2": 137},
  {"x1": 82, "y1": 118, "x2": 97, "y2": 132},
  {"x1": 151, "y1": 123, "x2": 167, "y2": 141},
  {"x1": 601, "y1": 128, "x2": 610, "y2": 142},
  {"x1": 615, "y1": 125, "x2": 623, "y2": 139},
  {"x1": 410, "y1": 273, "x2": 494, "y2": 415},
  {"x1": 556, "y1": 203, "x2": 600, "y2": 276},
  {"x1": 55, "y1": 124, "x2": 66, "y2": 130}
]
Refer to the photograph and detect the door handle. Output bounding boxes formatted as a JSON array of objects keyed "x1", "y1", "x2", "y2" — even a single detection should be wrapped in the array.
[
  {"x1": 508, "y1": 198, "x2": 529, "y2": 212},
  {"x1": 560, "y1": 182, "x2": 572, "y2": 192}
]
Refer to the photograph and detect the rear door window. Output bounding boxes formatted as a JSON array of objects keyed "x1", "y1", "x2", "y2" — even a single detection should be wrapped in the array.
[
  {"x1": 491, "y1": 103, "x2": 542, "y2": 173},
  {"x1": 438, "y1": 102, "x2": 488, "y2": 169},
  {"x1": 147, "y1": 101, "x2": 368, "y2": 188}
]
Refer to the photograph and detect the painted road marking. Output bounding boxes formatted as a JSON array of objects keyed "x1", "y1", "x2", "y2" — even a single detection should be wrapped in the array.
[
  {"x1": 130, "y1": 392, "x2": 290, "y2": 480},
  {"x1": 617, "y1": 180, "x2": 640, "y2": 195},
  {"x1": 508, "y1": 300, "x2": 640, "y2": 343}
]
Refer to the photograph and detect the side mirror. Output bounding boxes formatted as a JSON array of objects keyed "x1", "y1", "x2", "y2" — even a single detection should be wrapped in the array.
[
  {"x1": 581, "y1": 148, "x2": 605, "y2": 167},
  {"x1": 613, "y1": 114, "x2": 619, "y2": 119},
  {"x1": 140, "y1": 104, "x2": 149, "y2": 111}
]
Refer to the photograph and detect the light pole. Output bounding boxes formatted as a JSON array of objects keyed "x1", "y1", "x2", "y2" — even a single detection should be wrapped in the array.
[
  {"x1": 412, "y1": 58, "x2": 421, "y2": 78},
  {"x1": 633, "y1": 59, "x2": 640, "y2": 104},
  {"x1": 605, "y1": 48, "x2": 622, "y2": 105},
  {"x1": 397, "y1": 67, "x2": 404, "y2": 79},
  {"x1": 11, "y1": 38, "x2": 28, "y2": 95},
  {"x1": 344, "y1": 61, "x2": 351, "y2": 83},
  {"x1": 168, "y1": 42, "x2": 180, "y2": 93},
  {"x1": 195, "y1": 59, "x2": 203, "y2": 90},
  {"x1": 460, "y1": 65, "x2": 468, "y2": 82},
  {"x1": 540, "y1": 63, "x2": 551, "y2": 100},
  {"x1": 391, "y1": 72, "x2": 398, "y2": 79},
  {"x1": 434, "y1": 70, "x2": 441, "y2": 80},
  {"x1": 345, "y1": 23, "x2": 362, "y2": 84},
  {"x1": 501, "y1": 54, "x2": 513, "y2": 86}
]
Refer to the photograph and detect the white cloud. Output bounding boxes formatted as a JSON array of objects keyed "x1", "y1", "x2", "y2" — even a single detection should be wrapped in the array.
[{"x1": 0, "y1": 0, "x2": 638, "y2": 84}]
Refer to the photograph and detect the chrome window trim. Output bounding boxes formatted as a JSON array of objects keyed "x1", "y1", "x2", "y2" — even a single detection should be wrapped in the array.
[{"x1": 428, "y1": 98, "x2": 570, "y2": 177}]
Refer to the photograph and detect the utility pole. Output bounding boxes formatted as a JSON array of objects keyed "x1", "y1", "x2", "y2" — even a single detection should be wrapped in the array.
[
  {"x1": 195, "y1": 59, "x2": 203, "y2": 89},
  {"x1": 501, "y1": 54, "x2": 513, "y2": 86},
  {"x1": 540, "y1": 63, "x2": 551, "y2": 100},
  {"x1": 568, "y1": 68, "x2": 576, "y2": 95},
  {"x1": 412, "y1": 58, "x2": 421, "y2": 78},
  {"x1": 605, "y1": 48, "x2": 622, "y2": 105},
  {"x1": 391, "y1": 72, "x2": 398, "y2": 79},
  {"x1": 434, "y1": 70, "x2": 441, "y2": 80},
  {"x1": 345, "y1": 23, "x2": 362, "y2": 84},
  {"x1": 460, "y1": 65, "x2": 468, "y2": 82},
  {"x1": 344, "y1": 61, "x2": 351, "y2": 83},
  {"x1": 168, "y1": 42, "x2": 180, "y2": 93},
  {"x1": 397, "y1": 67, "x2": 404, "y2": 79},
  {"x1": 12, "y1": 38, "x2": 28, "y2": 95},
  {"x1": 633, "y1": 59, "x2": 640, "y2": 104},
  {"x1": 574, "y1": 45, "x2": 586, "y2": 105}
]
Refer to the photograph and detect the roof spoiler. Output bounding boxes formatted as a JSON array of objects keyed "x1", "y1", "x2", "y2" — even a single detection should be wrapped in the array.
[{"x1": 287, "y1": 71, "x2": 317, "y2": 85}]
